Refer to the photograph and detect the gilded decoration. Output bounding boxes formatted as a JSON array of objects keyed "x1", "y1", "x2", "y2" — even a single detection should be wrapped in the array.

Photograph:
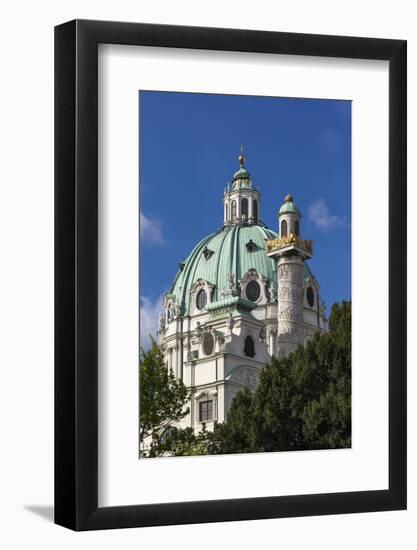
[{"x1": 266, "y1": 233, "x2": 313, "y2": 255}]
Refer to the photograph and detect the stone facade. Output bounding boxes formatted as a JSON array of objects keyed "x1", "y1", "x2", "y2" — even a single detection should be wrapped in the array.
[{"x1": 143, "y1": 155, "x2": 327, "y2": 448}]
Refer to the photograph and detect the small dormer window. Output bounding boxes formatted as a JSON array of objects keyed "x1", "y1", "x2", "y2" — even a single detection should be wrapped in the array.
[
  {"x1": 281, "y1": 219, "x2": 288, "y2": 237},
  {"x1": 202, "y1": 246, "x2": 214, "y2": 260},
  {"x1": 295, "y1": 220, "x2": 300, "y2": 236},
  {"x1": 246, "y1": 239, "x2": 256, "y2": 252}
]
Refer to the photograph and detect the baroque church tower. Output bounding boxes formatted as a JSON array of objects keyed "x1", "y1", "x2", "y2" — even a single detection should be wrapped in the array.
[{"x1": 150, "y1": 150, "x2": 327, "y2": 443}]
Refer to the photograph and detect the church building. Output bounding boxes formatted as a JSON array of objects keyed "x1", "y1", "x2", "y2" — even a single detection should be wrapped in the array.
[{"x1": 156, "y1": 150, "x2": 327, "y2": 435}]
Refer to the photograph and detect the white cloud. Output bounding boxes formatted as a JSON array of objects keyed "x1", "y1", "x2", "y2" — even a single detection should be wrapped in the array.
[
  {"x1": 140, "y1": 294, "x2": 164, "y2": 350},
  {"x1": 308, "y1": 199, "x2": 346, "y2": 232},
  {"x1": 140, "y1": 211, "x2": 165, "y2": 246}
]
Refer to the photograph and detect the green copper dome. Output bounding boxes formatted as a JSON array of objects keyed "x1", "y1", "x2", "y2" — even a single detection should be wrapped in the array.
[
  {"x1": 170, "y1": 224, "x2": 312, "y2": 316},
  {"x1": 232, "y1": 167, "x2": 251, "y2": 190},
  {"x1": 233, "y1": 166, "x2": 251, "y2": 180},
  {"x1": 279, "y1": 193, "x2": 300, "y2": 216}
]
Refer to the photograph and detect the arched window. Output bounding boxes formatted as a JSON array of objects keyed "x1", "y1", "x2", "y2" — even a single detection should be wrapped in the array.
[
  {"x1": 253, "y1": 199, "x2": 258, "y2": 223},
  {"x1": 306, "y1": 286, "x2": 315, "y2": 308},
  {"x1": 244, "y1": 335, "x2": 255, "y2": 358},
  {"x1": 225, "y1": 203, "x2": 228, "y2": 221},
  {"x1": 241, "y1": 198, "x2": 248, "y2": 220},
  {"x1": 281, "y1": 219, "x2": 288, "y2": 237},
  {"x1": 231, "y1": 200, "x2": 237, "y2": 220},
  {"x1": 295, "y1": 220, "x2": 300, "y2": 236},
  {"x1": 196, "y1": 289, "x2": 207, "y2": 311}
]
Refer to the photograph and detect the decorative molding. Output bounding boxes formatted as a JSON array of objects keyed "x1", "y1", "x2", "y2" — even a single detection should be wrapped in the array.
[
  {"x1": 266, "y1": 234, "x2": 313, "y2": 255},
  {"x1": 226, "y1": 365, "x2": 262, "y2": 390},
  {"x1": 239, "y1": 269, "x2": 268, "y2": 305},
  {"x1": 189, "y1": 278, "x2": 215, "y2": 313}
]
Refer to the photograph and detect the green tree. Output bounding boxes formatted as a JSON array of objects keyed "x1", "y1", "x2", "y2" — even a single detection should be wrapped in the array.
[
  {"x1": 158, "y1": 425, "x2": 209, "y2": 457},
  {"x1": 139, "y1": 340, "x2": 190, "y2": 457},
  {"x1": 301, "y1": 301, "x2": 351, "y2": 448},
  {"x1": 207, "y1": 300, "x2": 351, "y2": 454},
  {"x1": 206, "y1": 387, "x2": 255, "y2": 454}
]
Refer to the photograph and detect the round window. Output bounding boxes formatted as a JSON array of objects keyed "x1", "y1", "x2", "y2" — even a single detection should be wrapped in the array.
[
  {"x1": 202, "y1": 333, "x2": 215, "y2": 356},
  {"x1": 196, "y1": 289, "x2": 207, "y2": 310},
  {"x1": 306, "y1": 286, "x2": 314, "y2": 307},
  {"x1": 246, "y1": 280, "x2": 261, "y2": 302}
]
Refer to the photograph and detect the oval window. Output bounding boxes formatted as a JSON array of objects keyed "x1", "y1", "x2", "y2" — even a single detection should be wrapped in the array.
[
  {"x1": 196, "y1": 289, "x2": 207, "y2": 310},
  {"x1": 202, "y1": 332, "x2": 215, "y2": 356},
  {"x1": 246, "y1": 280, "x2": 261, "y2": 302},
  {"x1": 306, "y1": 286, "x2": 314, "y2": 307}
]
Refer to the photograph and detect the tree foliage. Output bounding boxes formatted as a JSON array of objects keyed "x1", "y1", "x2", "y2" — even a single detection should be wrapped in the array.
[
  {"x1": 207, "y1": 300, "x2": 351, "y2": 454},
  {"x1": 139, "y1": 339, "x2": 190, "y2": 457},
  {"x1": 157, "y1": 425, "x2": 209, "y2": 457},
  {"x1": 140, "y1": 301, "x2": 351, "y2": 457}
]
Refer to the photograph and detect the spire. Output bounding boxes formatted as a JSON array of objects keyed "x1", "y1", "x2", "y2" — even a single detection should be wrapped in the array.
[
  {"x1": 238, "y1": 145, "x2": 245, "y2": 167},
  {"x1": 232, "y1": 146, "x2": 251, "y2": 189}
]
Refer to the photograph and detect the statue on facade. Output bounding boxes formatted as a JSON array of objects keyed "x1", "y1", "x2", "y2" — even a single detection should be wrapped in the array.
[
  {"x1": 227, "y1": 272, "x2": 235, "y2": 290},
  {"x1": 268, "y1": 281, "x2": 276, "y2": 302},
  {"x1": 158, "y1": 311, "x2": 166, "y2": 330}
]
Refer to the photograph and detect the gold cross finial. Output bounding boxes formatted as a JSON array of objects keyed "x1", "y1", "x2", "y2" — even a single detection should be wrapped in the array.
[{"x1": 238, "y1": 145, "x2": 245, "y2": 166}]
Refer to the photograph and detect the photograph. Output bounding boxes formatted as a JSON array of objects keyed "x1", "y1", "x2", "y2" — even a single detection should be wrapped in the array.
[
  {"x1": 139, "y1": 91, "x2": 352, "y2": 458},
  {"x1": 0, "y1": 0, "x2": 409, "y2": 541}
]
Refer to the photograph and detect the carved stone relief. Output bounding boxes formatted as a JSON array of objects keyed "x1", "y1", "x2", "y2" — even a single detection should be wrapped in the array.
[
  {"x1": 278, "y1": 285, "x2": 301, "y2": 301},
  {"x1": 228, "y1": 366, "x2": 261, "y2": 390},
  {"x1": 278, "y1": 305, "x2": 303, "y2": 322},
  {"x1": 278, "y1": 264, "x2": 289, "y2": 280}
]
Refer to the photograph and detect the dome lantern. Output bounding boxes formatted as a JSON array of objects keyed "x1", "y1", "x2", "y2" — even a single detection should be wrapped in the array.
[
  {"x1": 223, "y1": 147, "x2": 261, "y2": 226},
  {"x1": 278, "y1": 193, "x2": 301, "y2": 237}
]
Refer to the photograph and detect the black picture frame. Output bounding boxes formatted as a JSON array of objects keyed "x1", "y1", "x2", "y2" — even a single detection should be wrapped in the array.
[{"x1": 55, "y1": 19, "x2": 407, "y2": 531}]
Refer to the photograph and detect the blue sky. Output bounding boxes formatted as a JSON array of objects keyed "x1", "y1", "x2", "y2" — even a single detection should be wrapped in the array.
[{"x1": 139, "y1": 91, "x2": 351, "y2": 347}]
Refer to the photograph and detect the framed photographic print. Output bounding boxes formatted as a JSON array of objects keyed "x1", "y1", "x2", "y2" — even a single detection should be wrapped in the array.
[{"x1": 55, "y1": 20, "x2": 406, "y2": 530}]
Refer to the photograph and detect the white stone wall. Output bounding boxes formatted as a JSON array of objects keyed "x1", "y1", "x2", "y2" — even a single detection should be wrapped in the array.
[
  {"x1": 223, "y1": 188, "x2": 260, "y2": 224},
  {"x1": 279, "y1": 212, "x2": 300, "y2": 236}
]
